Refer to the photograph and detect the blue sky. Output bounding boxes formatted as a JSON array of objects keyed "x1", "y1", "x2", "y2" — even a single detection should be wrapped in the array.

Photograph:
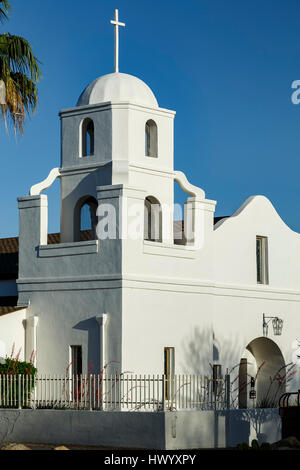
[{"x1": 1, "y1": 0, "x2": 300, "y2": 237}]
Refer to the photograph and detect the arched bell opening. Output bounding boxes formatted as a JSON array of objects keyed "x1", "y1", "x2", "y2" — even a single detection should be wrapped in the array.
[{"x1": 73, "y1": 195, "x2": 98, "y2": 242}]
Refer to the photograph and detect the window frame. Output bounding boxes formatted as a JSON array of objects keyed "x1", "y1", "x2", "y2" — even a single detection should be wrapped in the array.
[
  {"x1": 256, "y1": 235, "x2": 269, "y2": 285},
  {"x1": 69, "y1": 345, "x2": 83, "y2": 378},
  {"x1": 80, "y1": 118, "x2": 95, "y2": 158},
  {"x1": 145, "y1": 119, "x2": 158, "y2": 158},
  {"x1": 164, "y1": 347, "x2": 175, "y2": 400}
]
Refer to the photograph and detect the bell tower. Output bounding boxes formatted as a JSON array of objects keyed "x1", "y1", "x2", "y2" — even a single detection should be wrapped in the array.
[{"x1": 58, "y1": 8, "x2": 176, "y2": 243}]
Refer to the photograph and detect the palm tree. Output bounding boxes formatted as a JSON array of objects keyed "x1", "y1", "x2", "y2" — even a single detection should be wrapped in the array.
[{"x1": 0, "y1": 0, "x2": 41, "y2": 134}]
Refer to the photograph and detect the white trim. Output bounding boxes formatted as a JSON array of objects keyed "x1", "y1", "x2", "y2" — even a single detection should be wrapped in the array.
[
  {"x1": 38, "y1": 240, "x2": 99, "y2": 257},
  {"x1": 129, "y1": 163, "x2": 174, "y2": 178},
  {"x1": 59, "y1": 101, "x2": 176, "y2": 118},
  {"x1": 29, "y1": 168, "x2": 61, "y2": 196},
  {"x1": 174, "y1": 170, "x2": 205, "y2": 199},
  {"x1": 17, "y1": 274, "x2": 122, "y2": 285},
  {"x1": 95, "y1": 314, "x2": 109, "y2": 376},
  {"x1": 143, "y1": 240, "x2": 196, "y2": 259},
  {"x1": 26, "y1": 316, "x2": 39, "y2": 367},
  {"x1": 16, "y1": 273, "x2": 300, "y2": 301}
]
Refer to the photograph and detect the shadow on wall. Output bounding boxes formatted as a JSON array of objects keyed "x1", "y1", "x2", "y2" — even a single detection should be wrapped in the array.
[
  {"x1": 223, "y1": 408, "x2": 281, "y2": 447},
  {"x1": 181, "y1": 326, "x2": 212, "y2": 375},
  {"x1": 73, "y1": 317, "x2": 100, "y2": 374},
  {"x1": 213, "y1": 331, "x2": 244, "y2": 374},
  {"x1": 181, "y1": 326, "x2": 242, "y2": 376}
]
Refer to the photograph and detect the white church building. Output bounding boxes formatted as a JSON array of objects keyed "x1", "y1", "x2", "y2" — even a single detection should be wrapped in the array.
[{"x1": 1, "y1": 10, "x2": 300, "y2": 409}]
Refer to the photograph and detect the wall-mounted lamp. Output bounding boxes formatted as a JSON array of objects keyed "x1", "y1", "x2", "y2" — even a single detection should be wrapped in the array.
[{"x1": 263, "y1": 314, "x2": 283, "y2": 337}]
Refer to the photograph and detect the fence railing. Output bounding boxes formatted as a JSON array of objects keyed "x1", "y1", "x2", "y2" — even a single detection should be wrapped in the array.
[{"x1": 0, "y1": 373, "x2": 231, "y2": 411}]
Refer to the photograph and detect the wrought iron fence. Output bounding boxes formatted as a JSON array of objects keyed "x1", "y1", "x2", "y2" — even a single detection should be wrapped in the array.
[{"x1": 0, "y1": 373, "x2": 231, "y2": 411}]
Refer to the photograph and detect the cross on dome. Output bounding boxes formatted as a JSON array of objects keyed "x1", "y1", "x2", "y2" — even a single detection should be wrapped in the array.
[{"x1": 110, "y1": 9, "x2": 126, "y2": 73}]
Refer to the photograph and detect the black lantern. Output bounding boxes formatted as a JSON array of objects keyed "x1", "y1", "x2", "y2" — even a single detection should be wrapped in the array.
[
  {"x1": 263, "y1": 314, "x2": 283, "y2": 337},
  {"x1": 272, "y1": 317, "x2": 283, "y2": 336}
]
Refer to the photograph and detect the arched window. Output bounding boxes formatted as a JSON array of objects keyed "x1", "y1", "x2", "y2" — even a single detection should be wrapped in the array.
[
  {"x1": 145, "y1": 120, "x2": 158, "y2": 158},
  {"x1": 74, "y1": 196, "x2": 98, "y2": 241},
  {"x1": 144, "y1": 196, "x2": 162, "y2": 242},
  {"x1": 81, "y1": 118, "x2": 94, "y2": 157}
]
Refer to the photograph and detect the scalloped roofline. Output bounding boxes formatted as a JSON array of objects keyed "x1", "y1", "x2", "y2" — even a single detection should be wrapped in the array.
[{"x1": 214, "y1": 195, "x2": 300, "y2": 235}]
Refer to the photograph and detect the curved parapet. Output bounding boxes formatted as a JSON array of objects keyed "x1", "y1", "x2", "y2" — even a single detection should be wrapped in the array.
[
  {"x1": 30, "y1": 168, "x2": 61, "y2": 196},
  {"x1": 214, "y1": 195, "x2": 299, "y2": 234},
  {"x1": 174, "y1": 170, "x2": 205, "y2": 199}
]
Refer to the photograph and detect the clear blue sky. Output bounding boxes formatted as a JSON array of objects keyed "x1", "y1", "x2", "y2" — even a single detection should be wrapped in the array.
[{"x1": 1, "y1": 0, "x2": 300, "y2": 237}]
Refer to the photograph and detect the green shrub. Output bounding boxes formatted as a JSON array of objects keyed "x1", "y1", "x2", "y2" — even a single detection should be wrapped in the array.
[
  {"x1": 237, "y1": 442, "x2": 250, "y2": 450},
  {"x1": 251, "y1": 439, "x2": 259, "y2": 449},
  {"x1": 0, "y1": 357, "x2": 37, "y2": 408},
  {"x1": 0, "y1": 357, "x2": 37, "y2": 376},
  {"x1": 260, "y1": 442, "x2": 271, "y2": 450},
  {"x1": 236, "y1": 440, "x2": 271, "y2": 451}
]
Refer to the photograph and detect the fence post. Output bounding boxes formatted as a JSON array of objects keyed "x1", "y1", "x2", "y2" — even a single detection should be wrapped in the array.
[
  {"x1": 32, "y1": 375, "x2": 36, "y2": 409},
  {"x1": 225, "y1": 374, "x2": 231, "y2": 409},
  {"x1": 18, "y1": 374, "x2": 21, "y2": 409},
  {"x1": 161, "y1": 375, "x2": 166, "y2": 411},
  {"x1": 89, "y1": 375, "x2": 92, "y2": 411}
]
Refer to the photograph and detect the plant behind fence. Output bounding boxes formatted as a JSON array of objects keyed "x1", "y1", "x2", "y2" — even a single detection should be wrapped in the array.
[{"x1": 0, "y1": 373, "x2": 230, "y2": 411}]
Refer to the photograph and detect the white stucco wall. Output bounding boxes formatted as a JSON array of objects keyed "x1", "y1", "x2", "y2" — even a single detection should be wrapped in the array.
[
  {"x1": 13, "y1": 78, "x2": 300, "y2": 398},
  {"x1": 0, "y1": 309, "x2": 26, "y2": 361},
  {"x1": 214, "y1": 195, "x2": 300, "y2": 289},
  {"x1": 122, "y1": 287, "x2": 213, "y2": 375},
  {"x1": 118, "y1": 192, "x2": 300, "y2": 399},
  {"x1": 0, "y1": 408, "x2": 281, "y2": 449}
]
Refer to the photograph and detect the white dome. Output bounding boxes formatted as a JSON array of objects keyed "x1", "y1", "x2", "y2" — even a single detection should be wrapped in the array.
[{"x1": 77, "y1": 73, "x2": 158, "y2": 108}]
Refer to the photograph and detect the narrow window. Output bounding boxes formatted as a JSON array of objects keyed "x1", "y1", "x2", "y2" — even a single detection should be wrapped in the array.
[
  {"x1": 238, "y1": 358, "x2": 248, "y2": 409},
  {"x1": 256, "y1": 236, "x2": 269, "y2": 284},
  {"x1": 173, "y1": 181, "x2": 188, "y2": 245},
  {"x1": 164, "y1": 347, "x2": 175, "y2": 400},
  {"x1": 81, "y1": 118, "x2": 94, "y2": 157},
  {"x1": 70, "y1": 346, "x2": 82, "y2": 377},
  {"x1": 145, "y1": 120, "x2": 158, "y2": 158},
  {"x1": 212, "y1": 364, "x2": 222, "y2": 396},
  {"x1": 144, "y1": 196, "x2": 162, "y2": 242}
]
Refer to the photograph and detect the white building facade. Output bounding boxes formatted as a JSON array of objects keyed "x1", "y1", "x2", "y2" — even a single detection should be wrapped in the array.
[{"x1": 1, "y1": 43, "x2": 300, "y2": 409}]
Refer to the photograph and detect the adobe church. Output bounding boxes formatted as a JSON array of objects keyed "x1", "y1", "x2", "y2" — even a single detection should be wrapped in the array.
[{"x1": 1, "y1": 10, "x2": 300, "y2": 408}]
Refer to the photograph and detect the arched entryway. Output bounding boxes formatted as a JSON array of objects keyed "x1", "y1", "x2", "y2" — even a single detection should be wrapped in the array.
[{"x1": 238, "y1": 337, "x2": 286, "y2": 408}]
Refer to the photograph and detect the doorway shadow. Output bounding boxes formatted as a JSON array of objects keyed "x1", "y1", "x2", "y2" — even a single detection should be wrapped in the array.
[{"x1": 73, "y1": 317, "x2": 100, "y2": 374}]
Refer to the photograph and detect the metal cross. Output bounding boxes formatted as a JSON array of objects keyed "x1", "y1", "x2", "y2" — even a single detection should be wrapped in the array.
[{"x1": 110, "y1": 9, "x2": 125, "y2": 73}]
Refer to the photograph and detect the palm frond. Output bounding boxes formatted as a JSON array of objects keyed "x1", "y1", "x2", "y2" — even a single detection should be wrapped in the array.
[
  {"x1": 0, "y1": 32, "x2": 41, "y2": 135},
  {"x1": 0, "y1": 34, "x2": 41, "y2": 81},
  {"x1": 0, "y1": 0, "x2": 10, "y2": 23},
  {"x1": 10, "y1": 72, "x2": 38, "y2": 114},
  {"x1": 5, "y1": 75, "x2": 24, "y2": 134}
]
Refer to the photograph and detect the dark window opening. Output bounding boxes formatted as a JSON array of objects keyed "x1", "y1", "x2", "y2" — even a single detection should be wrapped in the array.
[
  {"x1": 71, "y1": 345, "x2": 82, "y2": 377},
  {"x1": 81, "y1": 118, "x2": 94, "y2": 157}
]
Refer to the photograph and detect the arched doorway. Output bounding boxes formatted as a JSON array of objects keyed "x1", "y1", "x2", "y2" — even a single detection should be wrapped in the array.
[{"x1": 238, "y1": 337, "x2": 286, "y2": 409}]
